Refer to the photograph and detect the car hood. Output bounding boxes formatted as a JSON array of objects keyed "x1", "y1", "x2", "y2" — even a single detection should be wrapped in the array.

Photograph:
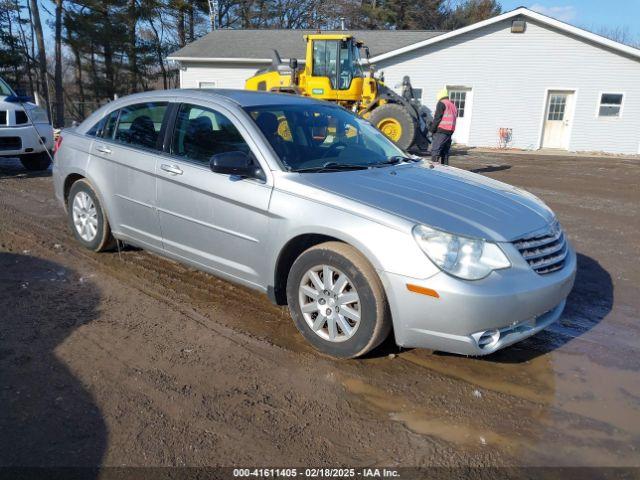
[{"x1": 289, "y1": 162, "x2": 555, "y2": 242}]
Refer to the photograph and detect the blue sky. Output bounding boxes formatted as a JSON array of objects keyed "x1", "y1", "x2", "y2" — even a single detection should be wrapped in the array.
[
  {"x1": 500, "y1": 1, "x2": 640, "y2": 39},
  {"x1": 38, "y1": 1, "x2": 640, "y2": 43}
]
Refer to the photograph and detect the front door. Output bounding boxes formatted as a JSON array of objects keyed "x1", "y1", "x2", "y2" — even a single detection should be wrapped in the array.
[
  {"x1": 447, "y1": 87, "x2": 473, "y2": 145},
  {"x1": 156, "y1": 102, "x2": 272, "y2": 287},
  {"x1": 542, "y1": 91, "x2": 574, "y2": 149}
]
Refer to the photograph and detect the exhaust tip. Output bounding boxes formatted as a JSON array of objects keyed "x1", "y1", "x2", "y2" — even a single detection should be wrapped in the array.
[{"x1": 477, "y1": 329, "x2": 500, "y2": 350}]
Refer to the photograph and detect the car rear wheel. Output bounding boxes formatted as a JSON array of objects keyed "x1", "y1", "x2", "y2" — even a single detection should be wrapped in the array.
[
  {"x1": 20, "y1": 152, "x2": 52, "y2": 171},
  {"x1": 286, "y1": 241, "x2": 391, "y2": 358},
  {"x1": 67, "y1": 180, "x2": 116, "y2": 252}
]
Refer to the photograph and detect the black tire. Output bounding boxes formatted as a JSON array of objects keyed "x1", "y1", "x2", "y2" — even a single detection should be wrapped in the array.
[
  {"x1": 286, "y1": 241, "x2": 392, "y2": 358},
  {"x1": 20, "y1": 152, "x2": 52, "y2": 171},
  {"x1": 368, "y1": 103, "x2": 417, "y2": 151},
  {"x1": 67, "y1": 179, "x2": 116, "y2": 252}
]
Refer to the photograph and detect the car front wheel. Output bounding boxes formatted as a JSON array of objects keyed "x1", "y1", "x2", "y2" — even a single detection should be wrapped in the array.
[{"x1": 286, "y1": 241, "x2": 391, "y2": 358}]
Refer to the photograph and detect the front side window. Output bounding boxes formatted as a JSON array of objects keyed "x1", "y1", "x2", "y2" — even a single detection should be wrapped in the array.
[
  {"x1": 113, "y1": 102, "x2": 168, "y2": 150},
  {"x1": 598, "y1": 93, "x2": 623, "y2": 117},
  {"x1": 245, "y1": 104, "x2": 405, "y2": 172},
  {"x1": 171, "y1": 103, "x2": 250, "y2": 164}
]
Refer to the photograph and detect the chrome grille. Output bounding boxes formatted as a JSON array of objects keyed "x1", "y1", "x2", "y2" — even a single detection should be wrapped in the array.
[{"x1": 513, "y1": 222, "x2": 567, "y2": 275}]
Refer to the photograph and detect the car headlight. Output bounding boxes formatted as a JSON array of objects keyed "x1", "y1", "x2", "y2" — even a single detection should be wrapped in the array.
[
  {"x1": 25, "y1": 106, "x2": 49, "y2": 124},
  {"x1": 412, "y1": 225, "x2": 510, "y2": 280}
]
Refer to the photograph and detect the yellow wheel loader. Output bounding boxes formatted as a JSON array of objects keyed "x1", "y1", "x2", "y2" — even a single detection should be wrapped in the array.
[{"x1": 245, "y1": 33, "x2": 429, "y2": 152}]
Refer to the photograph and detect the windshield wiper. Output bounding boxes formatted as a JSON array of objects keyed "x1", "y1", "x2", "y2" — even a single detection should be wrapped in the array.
[
  {"x1": 366, "y1": 156, "x2": 419, "y2": 168},
  {"x1": 388, "y1": 155, "x2": 421, "y2": 163},
  {"x1": 293, "y1": 162, "x2": 370, "y2": 173}
]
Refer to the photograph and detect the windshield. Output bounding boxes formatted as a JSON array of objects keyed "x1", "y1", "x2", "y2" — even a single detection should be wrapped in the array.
[
  {"x1": 244, "y1": 104, "x2": 406, "y2": 172},
  {"x1": 0, "y1": 77, "x2": 16, "y2": 96}
]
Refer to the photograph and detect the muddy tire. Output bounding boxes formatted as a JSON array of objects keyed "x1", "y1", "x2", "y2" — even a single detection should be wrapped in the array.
[
  {"x1": 20, "y1": 152, "x2": 51, "y2": 171},
  {"x1": 286, "y1": 241, "x2": 391, "y2": 358},
  {"x1": 67, "y1": 179, "x2": 116, "y2": 252},
  {"x1": 368, "y1": 103, "x2": 417, "y2": 151}
]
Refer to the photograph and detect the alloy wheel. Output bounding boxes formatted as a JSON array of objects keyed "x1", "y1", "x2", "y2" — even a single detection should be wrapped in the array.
[{"x1": 298, "y1": 265, "x2": 361, "y2": 342}]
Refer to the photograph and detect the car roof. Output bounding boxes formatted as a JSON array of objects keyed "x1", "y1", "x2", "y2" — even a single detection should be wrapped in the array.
[
  {"x1": 110, "y1": 88, "x2": 330, "y2": 108},
  {"x1": 76, "y1": 88, "x2": 340, "y2": 135}
]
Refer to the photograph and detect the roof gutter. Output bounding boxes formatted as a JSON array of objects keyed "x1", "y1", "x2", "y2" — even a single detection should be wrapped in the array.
[
  {"x1": 369, "y1": 7, "x2": 640, "y2": 63},
  {"x1": 167, "y1": 56, "x2": 274, "y2": 64}
]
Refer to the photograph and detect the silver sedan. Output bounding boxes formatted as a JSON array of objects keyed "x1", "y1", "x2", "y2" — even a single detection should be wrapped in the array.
[{"x1": 52, "y1": 89, "x2": 576, "y2": 358}]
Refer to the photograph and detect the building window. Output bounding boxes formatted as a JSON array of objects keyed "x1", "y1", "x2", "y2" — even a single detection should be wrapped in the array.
[
  {"x1": 449, "y1": 90, "x2": 466, "y2": 118},
  {"x1": 598, "y1": 93, "x2": 623, "y2": 117},
  {"x1": 547, "y1": 94, "x2": 567, "y2": 121}
]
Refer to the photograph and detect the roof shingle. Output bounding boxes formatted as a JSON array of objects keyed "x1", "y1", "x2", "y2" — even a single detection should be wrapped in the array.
[{"x1": 168, "y1": 29, "x2": 445, "y2": 61}]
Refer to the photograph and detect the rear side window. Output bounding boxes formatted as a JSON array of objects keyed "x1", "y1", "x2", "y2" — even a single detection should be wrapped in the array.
[
  {"x1": 103, "y1": 111, "x2": 119, "y2": 139},
  {"x1": 171, "y1": 103, "x2": 249, "y2": 164},
  {"x1": 113, "y1": 102, "x2": 168, "y2": 150},
  {"x1": 86, "y1": 116, "x2": 106, "y2": 137}
]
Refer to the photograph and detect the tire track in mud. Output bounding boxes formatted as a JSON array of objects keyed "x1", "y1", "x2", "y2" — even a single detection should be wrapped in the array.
[{"x1": 1, "y1": 170, "x2": 639, "y2": 466}]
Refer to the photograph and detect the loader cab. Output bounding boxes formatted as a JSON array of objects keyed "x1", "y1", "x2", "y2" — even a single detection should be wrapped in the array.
[{"x1": 303, "y1": 34, "x2": 365, "y2": 102}]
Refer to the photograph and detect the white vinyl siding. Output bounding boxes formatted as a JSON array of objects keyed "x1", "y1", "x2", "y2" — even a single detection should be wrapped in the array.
[
  {"x1": 179, "y1": 63, "x2": 262, "y2": 89},
  {"x1": 377, "y1": 18, "x2": 640, "y2": 154}
]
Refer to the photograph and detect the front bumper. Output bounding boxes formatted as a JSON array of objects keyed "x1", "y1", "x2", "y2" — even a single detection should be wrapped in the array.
[
  {"x1": 0, "y1": 124, "x2": 53, "y2": 157},
  {"x1": 381, "y1": 243, "x2": 577, "y2": 356}
]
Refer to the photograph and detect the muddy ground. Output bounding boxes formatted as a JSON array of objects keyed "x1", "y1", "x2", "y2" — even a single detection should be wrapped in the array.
[{"x1": 0, "y1": 151, "x2": 639, "y2": 470}]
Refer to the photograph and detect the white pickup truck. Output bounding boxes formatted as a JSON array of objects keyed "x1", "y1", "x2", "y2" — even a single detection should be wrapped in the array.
[{"x1": 0, "y1": 77, "x2": 54, "y2": 171}]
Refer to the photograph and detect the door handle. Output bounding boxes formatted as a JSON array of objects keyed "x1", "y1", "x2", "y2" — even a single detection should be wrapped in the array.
[
  {"x1": 96, "y1": 145, "x2": 112, "y2": 154},
  {"x1": 161, "y1": 164, "x2": 183, "y2": 175}
]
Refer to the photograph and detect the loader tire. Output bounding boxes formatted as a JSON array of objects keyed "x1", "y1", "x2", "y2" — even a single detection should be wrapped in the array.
[{"x1": 368, "y1": 103, "x2": 417, "y2": 150}]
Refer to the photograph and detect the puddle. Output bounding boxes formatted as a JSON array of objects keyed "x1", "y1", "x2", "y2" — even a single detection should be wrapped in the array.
[{"x1": 340, "y1": 376, "x2": 510, "y2": 449}]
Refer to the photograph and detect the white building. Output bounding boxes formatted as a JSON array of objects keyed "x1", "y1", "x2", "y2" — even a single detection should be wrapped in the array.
[{"x1": 168, "y1": 7, "x2": 640, "y2": 155}]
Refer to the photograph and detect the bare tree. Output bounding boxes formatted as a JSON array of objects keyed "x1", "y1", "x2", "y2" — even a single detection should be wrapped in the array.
[
  {"x1": 54, "y1": 0, "x2": 64, "y2": 126},
  {"x1": 595, "y1": 25, "x2": 640, "y2": 48},
  {"x1": 28, "y1": 0, "x2": 51, "y2": 116}
]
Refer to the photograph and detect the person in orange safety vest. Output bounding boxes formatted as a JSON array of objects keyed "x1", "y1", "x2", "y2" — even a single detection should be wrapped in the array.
[{"x1": 429, "y1": 88, "x2": 457, "y2": 165}]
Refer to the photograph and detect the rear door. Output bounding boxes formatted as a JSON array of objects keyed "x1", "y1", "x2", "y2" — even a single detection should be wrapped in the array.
[
  {"x1": 91, "y1": 101, "x2": 168, "y2": 248},
  {"x1": 156, "y1": 102, "x2": 272, "y2": 287}
]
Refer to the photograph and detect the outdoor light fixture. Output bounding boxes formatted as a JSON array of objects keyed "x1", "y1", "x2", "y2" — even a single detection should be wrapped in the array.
[{"x1": 511, "y1": 19, "x2": 526, "y2": 33}]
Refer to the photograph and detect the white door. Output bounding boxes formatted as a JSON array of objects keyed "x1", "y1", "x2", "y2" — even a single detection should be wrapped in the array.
[
  {"x1": 542, "y1": 91, "x2": 574, "y2": 149},
  {"x1": 447, "y1": 87, "x2": 473, "y2": 145}
]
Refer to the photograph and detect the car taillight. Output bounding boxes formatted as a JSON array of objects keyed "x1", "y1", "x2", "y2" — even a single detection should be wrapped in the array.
[{"x1": 53, "y1": 136, "x2": 63, "y2": 155}]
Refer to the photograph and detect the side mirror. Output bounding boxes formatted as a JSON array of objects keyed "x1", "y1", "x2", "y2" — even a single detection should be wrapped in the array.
[
  {"x1": 289, "y1": 58, "x2": 298, "y2": 70},
  {"x1": 209, "y1": 151, "x2": 264, "y2": 180}
]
